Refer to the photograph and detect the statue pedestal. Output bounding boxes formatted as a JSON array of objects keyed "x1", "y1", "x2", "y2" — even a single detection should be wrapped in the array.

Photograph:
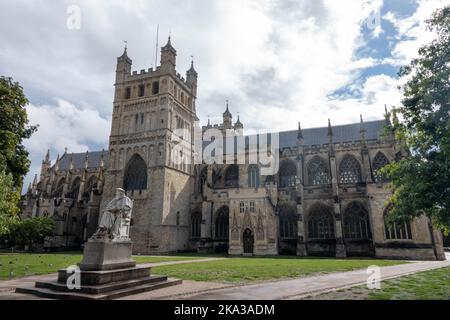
[
  {"x1": 79, "y1": 240, "x2": 136, "y2": 271},
  {"x1": 16, "y1": 239, "x2": 182, "y2": 299}
]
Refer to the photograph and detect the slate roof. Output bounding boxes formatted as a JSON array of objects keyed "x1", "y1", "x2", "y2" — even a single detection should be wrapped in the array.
[
  {"x1": 53, "y1": 119, "x2": 387, "y2": 170},
  {"x1": 55, "y1": 151, "x2": 108, "y2": 171},
  {"x1": 279, "y1": 119, "x2": 386, "y2": 148},
  {"x1": 203, "y1": 119, "x2": 387, "y2": 151}
]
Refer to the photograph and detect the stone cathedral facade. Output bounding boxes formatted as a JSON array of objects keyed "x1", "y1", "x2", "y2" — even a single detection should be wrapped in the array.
[{"x1": 22, "y1": 39, "x2": 445, "y2": 260}]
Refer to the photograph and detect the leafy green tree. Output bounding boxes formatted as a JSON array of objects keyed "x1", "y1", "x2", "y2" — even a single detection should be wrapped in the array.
[
  {"x1": 0, "y1": 166, "x2": 20, "y2": 238},
  {"x1": 9, "y1": 217, "x2": 54, "y2": 249},
  {"x1": 383, "y1": 6, "x2": 450, "y2": 234},
  {"x1": 0, "y1": 76, "x2": 37, "y2": 189}
]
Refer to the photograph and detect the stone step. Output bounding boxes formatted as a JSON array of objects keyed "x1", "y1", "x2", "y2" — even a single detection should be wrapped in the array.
[
  {"x1": 16, "y1": 278, "x2": 183, "y2": 300},
  {"x1": 35, "y1": 275, "x2": 168, "y2": 294},
  {"x1": 57, "y1": 264, "x2": 152, "y2": 286}
]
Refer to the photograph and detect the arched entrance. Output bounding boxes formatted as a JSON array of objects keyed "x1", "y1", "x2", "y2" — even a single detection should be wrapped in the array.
[{"x1": 243, "y1": 229, "x2": 254, "y2": 254}]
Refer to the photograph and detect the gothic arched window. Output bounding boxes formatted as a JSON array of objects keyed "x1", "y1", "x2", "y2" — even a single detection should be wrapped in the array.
[
  {"x1": 279, "y1": 160, "x2": 297, "y2": 188},
  {"x1": 373, "y1": 152, "x2": 390, "y2": 183},
  {"x1": 67, "y1": 178, "x2": 81, "y2": 200},
  {"x1": 384, "y1": 209, "x2": 412, "y2": 240},
  {"x1": 191, "y1": 212, "x2": 202, "y2": 239},
  {"x1": 215, "y1": 206, "x2": 229, "y2": 240},
  {"x1": 279, "y1": 203, "x2": 298, "y2": 239},
  {"x1": 225, "y1": 165, "x2": 239, "y2": 188},
  {"x1": 339, "y1": 155, "x2": 362, "y2": 184},
  {"x1": 53, "y1": 178, "x2": 65, "y2": 198},
  {"x1": 308, "y1": 204, "x2": 335, "y2": 239},
  {"x1": 82, "y1": 175, "x2": 97, "y2": 201},
  {"x1": 248, "y1": 165, "x2": 260, "y2": 188},
  {"x1": 343, "y1": 202, "x2": 371, "y2": 240},
  {"x1": 198, "y1": 166, "x2": 207, "y2": 195},
  {"x1": 307, "y1": 156, "x2": 330, "y2": 186},
  {"x1": 123, "y1": 154, "x2": 148, "y2": 192}
]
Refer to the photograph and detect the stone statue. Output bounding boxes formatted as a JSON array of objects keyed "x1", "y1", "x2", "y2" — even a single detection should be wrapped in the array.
[{"x1": 92, "y1": 188, "x2": 133, "y2": 241}]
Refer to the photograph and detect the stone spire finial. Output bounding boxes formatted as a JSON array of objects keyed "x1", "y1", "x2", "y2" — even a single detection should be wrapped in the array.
[
  {"x1": 297, "y1": 121, "x2": 303, "y2": 140},
  {"x1": 360, "y1": 114, "x2": 366, "y2": 133},
  {"x1": 100, "y1": 149, "x2": 105, "y2": 168},
  {"x1": 84, "y1": 151, "x2": 89, "y2": 169},
  {"x1": 223, "y1": 100, "x2": 232, "y2": 118},
  {"x1": 327, "y1": 119, "x2": 333, "y2": 137},
  {"x1": 45, "y1": 149, "x2": 50, "y2": 162},
  {"x1": 32, "y1": 174, "x2": 37, "y2": 186}
]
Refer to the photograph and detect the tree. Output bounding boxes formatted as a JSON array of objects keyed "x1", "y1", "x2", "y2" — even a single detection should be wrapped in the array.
[
  {"x1": 9, "y1": 217, "x2": 54, "y2": 249},
  {"x1": 0, "y1": 76, "x2": 37, "y2": 189},
  {"x1": 383, "y1": 6, "x2": 450, "y2": 234},
  {"x1": 0, "y1": 166, "x2": 20, "y2": 238}
]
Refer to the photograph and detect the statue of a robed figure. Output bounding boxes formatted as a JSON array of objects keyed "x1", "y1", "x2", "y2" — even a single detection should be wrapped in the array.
[
  {"x1": 79, "y1": 188, "x2": 136, "y2": 271},
  {"x1": 92, "y1": 188, "x2": 133, "y2": 241}
]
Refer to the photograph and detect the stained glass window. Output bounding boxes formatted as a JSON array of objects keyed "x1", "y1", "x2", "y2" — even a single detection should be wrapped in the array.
[
  {"x1": 307, "y1": 156, "x2": 330, "y2": 186},
  {"x1": 339, "y1": 155, "x2": 362, "y2": 184}
]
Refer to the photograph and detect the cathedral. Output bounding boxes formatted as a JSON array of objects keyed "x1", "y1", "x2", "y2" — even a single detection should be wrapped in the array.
[{"x1": 22, "y1": 38, "x2": 445, "y2": 260}]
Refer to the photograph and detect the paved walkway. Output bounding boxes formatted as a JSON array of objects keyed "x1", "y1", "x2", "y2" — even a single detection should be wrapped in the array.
[{"x1": 179, "y1": 259, "x2": 450, "y2": 300}]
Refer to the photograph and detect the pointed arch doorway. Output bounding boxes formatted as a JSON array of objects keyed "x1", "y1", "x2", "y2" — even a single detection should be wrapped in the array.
[{"x1": 243, "y1": 228, "x2": 254, "y2": 255}]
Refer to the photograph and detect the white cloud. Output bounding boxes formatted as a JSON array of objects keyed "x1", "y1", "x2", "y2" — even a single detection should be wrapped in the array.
[
  {"x1": 383, "y1": 0, "x2": 447, "y2": 66},
  {"x1": 23, "y1": 99, "x2": 110, "y2": 189},
  {"x1": 0, "y1": 0, "x2": 446, "y2": 191}
]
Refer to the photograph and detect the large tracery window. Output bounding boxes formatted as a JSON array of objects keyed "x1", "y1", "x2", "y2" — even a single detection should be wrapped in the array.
[
  {"x1": 307, "y1": 156, "x2": 330, "y2": 186},
  {"x1": 123, "y1": 154, "x2": 148, "y2": 192},
  {"x1": 279, "y1": 160, "x2": 297, "y2": 188},
  {"x1": 191, "y1": 212, "x2": 202, "y2": 239},
  {"x1": 372, "y1": 152, "x2": 390, "y2": 183},
  {"x1": 67, "y1": 178, "x2": 81, "y2": 200},
  {"x1": 225, "y1": 165, "x2": 239, "y2": 188},
  {"x1": 248, "y1": 165, "x2": 260, "y2": 188},
  {"x1": 308, "y1": 204, "x2": 335, "y2": 240},
  {"x1": 384, "y1": 210, "x2": 412, "y2": 240},
  {"x1": 215, "y1": 206, "x2": 229, "y2": 240},
  {"x1": 53, "y1": 178, "x2": 65, "y2": 198},
  {"x1": 198, "y1": 166, "x2": 207, "y2": 195},
  {"x1": 82, "y1": 176, "x2": 98, "y2": 201},
  {"x1": 279, "y1": 203, "x2": 298, "y2": 239},
  {"x1": 343, "y1": 202, "x2": 372, "y2": 240},
  {"x1": 339, "y1": 155, "x2": 362, "y2": 184}
]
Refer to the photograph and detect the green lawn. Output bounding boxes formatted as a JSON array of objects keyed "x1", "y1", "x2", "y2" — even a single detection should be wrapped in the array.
[
  {"x1": 0, "y1": 252, "x2": 205, "y2": 280},
  {"x1": 152, "y1": 257, "x2": 407, "y2": 284},
  {"x1": 310, "y1": 266, "x2": 450, "y2": 300}
]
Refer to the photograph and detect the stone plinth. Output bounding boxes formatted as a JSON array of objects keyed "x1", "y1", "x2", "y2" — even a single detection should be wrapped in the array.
[{"x1": 79, "y1": 240, "x2": 136, "y2": 271}]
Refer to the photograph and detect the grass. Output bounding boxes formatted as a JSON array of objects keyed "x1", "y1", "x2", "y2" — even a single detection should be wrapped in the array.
[
  {"x1": 0, "y1": 252, "x2": 206, "y2": 280},
  {"x1": 152, "y1": 256, "x2": 407, "y2": 284},
  {"x1": 310, "y1": 266, "x2": 450, "y2": 300}
]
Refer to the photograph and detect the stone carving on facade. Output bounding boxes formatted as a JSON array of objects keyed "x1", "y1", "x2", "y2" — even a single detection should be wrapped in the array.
[
  {"x1": 256, "y1": 210, "x2": 265, "y2": 241},
  {"x1": 243, "y1": 209, "x2": 253, "y2": 230},
  {"x1": 91, "y1": 188, "x2": 133, "y2": 241},
  {"x1": 231, "y1": 211, "x2": 240, "y2": 241},
  {"x1": 265, "y1": 184, "x2": 278, "y2": 208}
]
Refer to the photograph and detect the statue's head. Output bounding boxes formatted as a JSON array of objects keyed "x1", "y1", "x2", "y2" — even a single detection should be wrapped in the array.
[{"x1": 115, "y1": 188, "x2": 126, "y2": 197}]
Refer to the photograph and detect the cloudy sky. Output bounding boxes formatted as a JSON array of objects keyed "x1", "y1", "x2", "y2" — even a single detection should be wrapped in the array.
[{"x1": 0, "y1": 0, "x2": 448, "y2": 190}]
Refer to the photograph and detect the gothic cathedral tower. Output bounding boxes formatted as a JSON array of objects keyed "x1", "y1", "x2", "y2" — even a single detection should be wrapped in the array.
[{"x1": 102, "y1": 38, "x2": 198, "y2": 253}]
